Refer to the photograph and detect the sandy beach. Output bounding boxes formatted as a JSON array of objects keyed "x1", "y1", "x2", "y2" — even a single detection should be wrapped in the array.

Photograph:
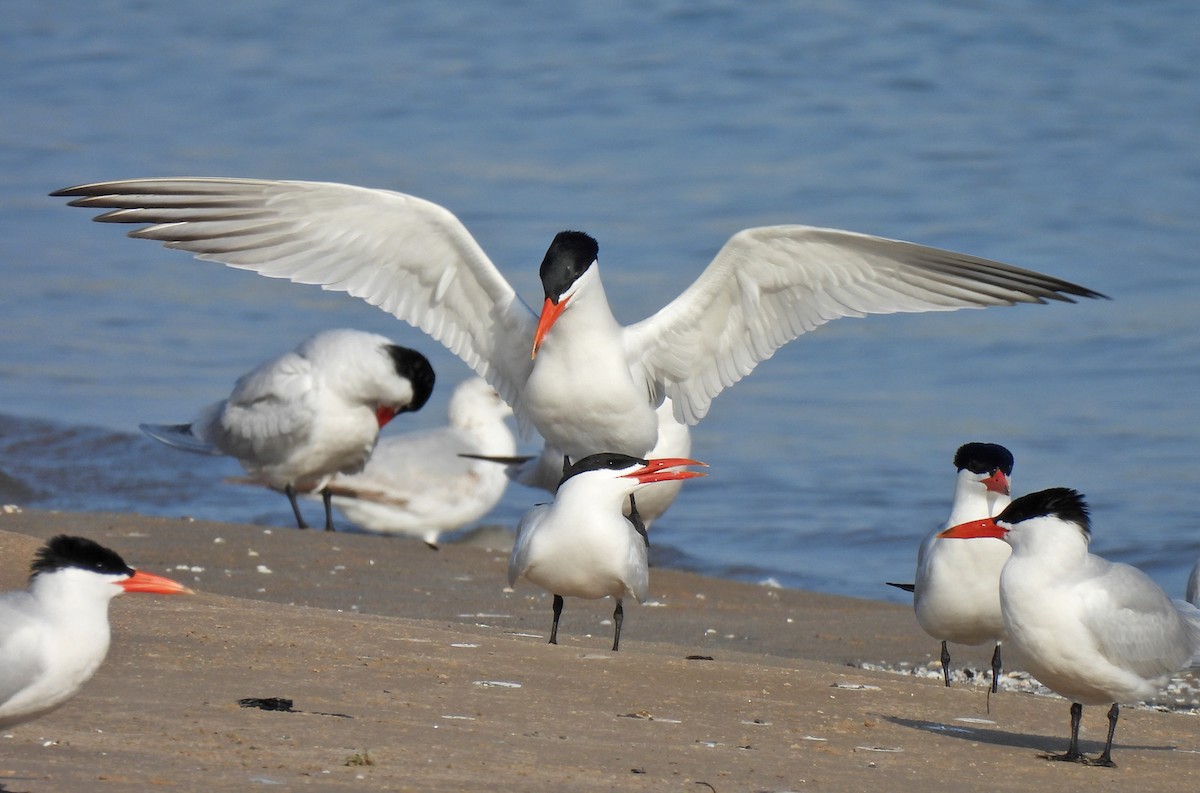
[{"x1": 0, "y1": 509, "x2": 1196, "y2": 792}]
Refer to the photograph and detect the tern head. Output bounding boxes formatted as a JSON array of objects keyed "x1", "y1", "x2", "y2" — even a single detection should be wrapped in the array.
[
  {"x1": 939, "y1": 488, "x2": 1091, "y2": 546},
  {"x1": 532, "y1": 231, "x2": 600, "y2": 358},
  {"x1": 380, "y1": 343, "x2": 436, "y2": 421},
  {"x1": 296, "y1": 330, "x2": 435, "y2": 427},
  {"x1": 558, "y1": 453, "x2": 707, "y2": 491},
  {"x1": 953, "y1": 442, "x2": 1014, "y2": 496},
  {"x1": 29, "y1": 535, "x2": 193, "y2": 598}
]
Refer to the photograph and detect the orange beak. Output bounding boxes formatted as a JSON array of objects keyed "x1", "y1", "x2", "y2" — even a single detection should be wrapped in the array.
[
  {"x1": 937, "y1": 518, "x2": 1007, "y2": 540},
  {"x1": 532, "y1": 295, "x2": 569, "y2": 359},
  {"x1": 982, "y1": 469, "x2": 1010, "y2": 495},
  {"x1": 119, "y1": 569, "x2": 194, "y2": 595},
  {"x1": 376, "y1": 405, "x2": 398, "y2": 427},
  {"x1": 623, "y1": 457, "x2": 708, "y2": 485}
]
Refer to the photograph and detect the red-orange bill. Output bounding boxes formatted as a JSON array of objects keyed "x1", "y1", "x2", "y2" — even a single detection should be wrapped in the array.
[
  {"x1": 982, "y1": 469, "x2": 1010, "y2": 495},
  {"x1": 625, "y1": 457, "x2": 708, "y2": 485},
  {"x1": 937, "y1": 518, "x2": 1006, "y2": 540},
  {"x1": 119, "y1": 569, "x2": 194, "y2": 595},
  {"x1": 532, "y1": 295, "x2": 569, "y2": 358}
]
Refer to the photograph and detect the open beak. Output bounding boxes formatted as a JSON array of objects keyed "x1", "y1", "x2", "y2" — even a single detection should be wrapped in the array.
[
  {"x1": 623, "y1": 457, "x2": 708, "y2": 485},
  {"x1": 120, "y1": 569, "x2": 195, "y2": 595},
  {"x1": 532, "y1": 295, "x2": 569, "y2": 359},
  {"x1": 982, "y1": 469, "x2": 1010, "y2": 495},
  {"x1": 937, "y1": 518, "x2": 1007, "y2": 540}
]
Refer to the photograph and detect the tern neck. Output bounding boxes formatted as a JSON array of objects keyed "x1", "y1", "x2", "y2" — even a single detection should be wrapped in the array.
[
  {"x1": 543, "y1": 267, "x2": 619, "y2": 343},
  {"x1": 29, "y1": 573, "x2": 119, "y2": 641},
  {"x1": 554, "y1": 476, "x2": 633, "y2": 516},
  {"x1": 947, "y1": 471, "x2": 1011, "y2": 525},
  {"x1": 1005, "y1": 518, "x2": 1091, "y2": 568}
]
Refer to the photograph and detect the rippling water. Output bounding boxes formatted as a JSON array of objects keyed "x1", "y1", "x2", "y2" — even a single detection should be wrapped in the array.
[{"x1": 2, "y1": 1, "x2": 1198, "y2": 600}]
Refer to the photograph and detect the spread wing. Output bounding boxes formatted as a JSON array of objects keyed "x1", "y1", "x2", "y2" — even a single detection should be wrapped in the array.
[
  {"x1": 626, "y1": 225, "x2": 1105, "y2": 424},
  {"x1": 53, "y1": 178, "x2": 539, "y2": 407}
]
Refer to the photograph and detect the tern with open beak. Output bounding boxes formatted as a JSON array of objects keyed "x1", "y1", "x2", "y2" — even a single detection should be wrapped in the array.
[{"x1": 508, "y1": 453, "x2": 705, "y2": 651}]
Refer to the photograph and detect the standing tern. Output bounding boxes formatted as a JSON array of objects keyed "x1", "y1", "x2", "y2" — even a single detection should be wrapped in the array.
[
  {"x1": 940, "y1": 488, "x2": 1200, "y2": 766},
  {"x1": 508, "y1": 453, "x2": 706, "y2": 651},
  {"x1": 0, "y1": 535, "x2": 192, "y2": 728},
  {"x1": 139, "y1": 328, "x2": 435, "y2": 530},
  {"x1": 907, "y1": 442, "x2": 1013, "y2": 691},
  {"x1": 55, "y1": 177, "x2": 1105, "y2": 468},
  {"x1": 318, "y1": 377, "x2": 515, "y2": 547}
]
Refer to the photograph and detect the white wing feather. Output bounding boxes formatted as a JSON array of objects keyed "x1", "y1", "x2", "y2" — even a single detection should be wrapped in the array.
[
  {"x1": 0, "y1": 595, "x2": 47, "y2": 713},
  {"x1": 55, "y1": 178, "x2": 538, "y2": 407},
  {"x1": 508, "y1": 505, "x2": 550, "y2": 587},
  {"x1": 207, "y1": 350, "x2": 319, "y2": 463},
  {"x1": 56, "y1": 181, "x2": 1102, "y2": 427},
  {"x1": 1079, "y1": 559, "x2": 1200, "y2": 680},
  {"x1": 627, "y1": 225, "x2": 1103, "y2": 424}
]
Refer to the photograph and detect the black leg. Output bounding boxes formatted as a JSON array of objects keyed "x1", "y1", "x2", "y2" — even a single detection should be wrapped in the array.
[
  {"x1": 285, "y1": 484, "x2": 309, "y2": 529},
  {"x1": 940, "y1": 641, "x2": 952, "y2": 687},
  {"x1": 1091, "y1": 703, "x2": 1119, "y2": 767},
  {"x1": 990, "y1": 642, "x2": 1002, "y2": 694},
  {"x1": 321, "y1": 487, "x2": 335, "y2": 531},
  {"x1": 612, "y1": 599, "x2": 624, "y2": 652},
  {"x1": 1045, "y1": 702, "x2": 1087, "y2": 763},
  {"x1": 549, "y1": 594, "x2": 564, "y2": 645}
]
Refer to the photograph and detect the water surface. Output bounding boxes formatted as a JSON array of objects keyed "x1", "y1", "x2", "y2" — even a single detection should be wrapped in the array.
[{"x1": 1, "y1": 1, "x2": 1197, "y2": 600}]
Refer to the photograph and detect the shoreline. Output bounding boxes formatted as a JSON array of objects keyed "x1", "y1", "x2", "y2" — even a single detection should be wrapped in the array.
[{"x1": 1, "y1": 509, "x2": 1197, "y2": 791}]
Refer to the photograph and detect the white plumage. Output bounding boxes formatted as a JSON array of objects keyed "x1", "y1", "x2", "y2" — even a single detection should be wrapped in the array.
[
  {"x1": 0, "y1": 536, "x2": 191, "y2": 728},
  {"x1": 322, "y1": 377, "x2": 515, "y2": 546},
  {"x1": 940, "y1": 488, "x2": 1200, "y2": 766},
  {"x1": 56, "y1": 177, "x2": 1103, "y2": 468},
  {"x1": 508, "y1": 453, "x2": 705, "y2": 651},
  {"x1": 506, "y1": 396, "x2": 692, "y2": 529},
  {"x1": 912, "y1": 442, "x2": 1013, "y2": 690},
  {"x1": 140, "y1": 328, "x2": 435, "y2": 530}
]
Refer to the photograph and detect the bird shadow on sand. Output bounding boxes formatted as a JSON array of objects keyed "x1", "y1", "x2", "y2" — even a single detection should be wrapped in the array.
[
  {"x1": 883, "y1": 715, "x2": 1178, "y2": 758},
  {"x1": 0, "y1": 779, "x2": 35, "y2": 793}
]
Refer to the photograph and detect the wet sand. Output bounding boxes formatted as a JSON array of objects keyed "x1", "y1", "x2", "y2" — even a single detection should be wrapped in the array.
[{"x1": 0, "y1": 509, "x2": 1196, "y2": 791}]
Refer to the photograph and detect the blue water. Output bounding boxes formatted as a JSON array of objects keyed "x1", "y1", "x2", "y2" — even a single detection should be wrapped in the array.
[{"x1": 2, "y1": 1, "x2": 1198, "y2": 601}]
